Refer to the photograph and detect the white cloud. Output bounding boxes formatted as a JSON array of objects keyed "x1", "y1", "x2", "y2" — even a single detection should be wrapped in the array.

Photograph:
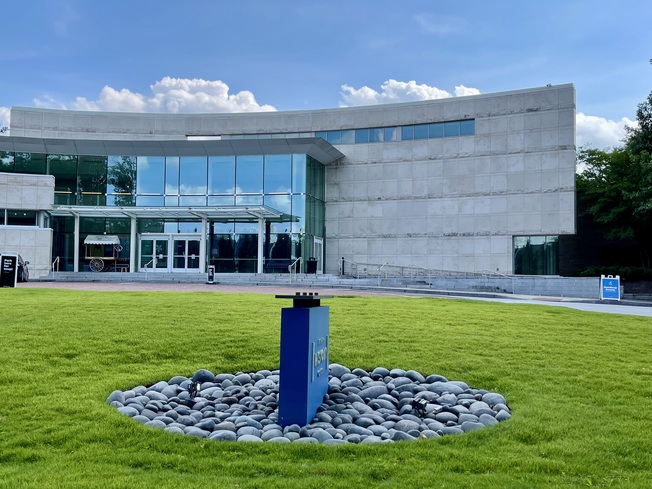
[
  {"x1": 34, "y1": 77, "x2": 276, "y2": 114},
  {"x1": 576, "y1": 112, "x2": 634, "y2": 149},
  {"x1": 414, "y1": 13, "x2": 463, "y2": 36},
  {"x1": 340, "y1": 79, "x2": 477, "y2": 106}
]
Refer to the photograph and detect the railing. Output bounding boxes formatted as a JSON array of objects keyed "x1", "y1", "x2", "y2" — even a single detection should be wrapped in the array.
[
  {"x1": 341, "y1": 258, "x2": 517, "y2": 280},
  {"x1": 51, "y1": 256, "x2": 60, "y2": 272},
  {"x1": 143, "y1": 259, "x2": 154, "y2": 280},
  {"x1": 288, "y1": 257, "x2": 302, "y2": 283}
]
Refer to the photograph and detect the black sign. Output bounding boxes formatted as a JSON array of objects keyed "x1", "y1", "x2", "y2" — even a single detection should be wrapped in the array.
[{"x1": 1, "y1": 254, "x2": 18, "y2": 288}]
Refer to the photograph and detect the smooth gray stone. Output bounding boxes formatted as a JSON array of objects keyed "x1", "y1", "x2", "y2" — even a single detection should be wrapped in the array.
[
  {"x1": 329, "y1": 364, "x2": 350, "y2": 378},
  {"x1": 168, "y1": 376, "x2": 188, "y2": 385},
  {"x1": 153, "y1": 416, "x2": 173, "y2": 425},
  {"x1": 472, "y1": 408, "x2": 497, "y2": 417},
  {"x1": 358, "y1": 385, "x2": 388, "y2": 400},
  {"x1": 328, "y1": 377, "x2": 342, "y2": 387},
  {"x1": 164, "y1": 426, "x2": 185, "y2": 435},
  {"x1": 344, "y1": 394, "x2": 365, "y2": 404},
  {"x1": 118, "y1": 406, "x2": 139, "y2": 417},
  {"x1": 468, "y1": 401, "x2": 491, "y2": 413},
  {"x1": 235, "y1": 416, "x2": 263, "y2": 429},
  {"x1": 369, "y1": 399, "x2": 396, "y2": 411},
  {"x1": 437, "y1": 394, "x2": 458, "y2": 406},
  {"x1": 284, "y1": 432, "x2": 300, "y2": 441},
  {"x1": 261, "y1": 429, "x2": 284, "y2": 441},
  {"x1": 342, "y1": 378, "x2": 364, "y2": 389},
  {"x1": 423, "y1": 419, "x2": 445, "y2": 431},
  {"x1": 458, "y1": 413, "x2": 479, "y2": 424},
  {"x1": 145, "y1": 420, "x2": 167, "y2": 429},
  {"x1": 237, "y1": 427, "x2": 262, "y2": 437},
  {"x1": 283, "y1": 424, "x2": 301, "y2": 434},
  {"x1": 140, "y1": 409, "x2": 158, "y2": 420},
  {"x1": 254, "y1": 378, "x2": 276, "y2": 390},
  {"x1": 359, "y1": 413, "x2": 385, "y2": 425},
  {"x1": 214, "y1": 373, "x2": 234, "y2": 383},
  {"x1": 352, "y1": 401, "x2": 373, "y2": 414},
  {"x1": 133, "y1": 415, "x2": 150, "y2": 424},
  {"x1": 479, "y1": 414, "x2": 499, "y2": 426},
  {"x1": 360, "y1": 435, "x2": 384, "y2": 444},
  {"x1": 389, "y1": 377, "x2": 413, "y2": 388},
  {"x1": 262, "y1": 423, "x2": 283, "y2": 432},
  {"x1": 426, "y1": 382, "x2": 464, "y2": 395},
  {"x1": 267, "y1": 436, "x2": 291, "y2": 443},
  {"x1": 343, "y1": 434, "x2": 361, "y2": 444},
  {"x1": 196, "y1": 419, "x2": 216, "y2": 431},
  {"x1": 209, "y1": 430, "x2": 237, "y2": 441},
  {"x1": 323, "y1": 439, "x2": 348, "y2": 445},
  {"x1": 123, "y1": 390, "x2": 136, "y2": 400},
  {"x1": 394, "y1": 419, "x2": 420, "y2": 433},
  {"x1": 493, "y1": 403, "x2": 510, "y2": 413},
  {"x1": 185, "y1": 427, "x2": 210, "y2": 438},
  {"x1": 405, "y1": 370, "x2": 426, "y2": 383},
  {"x1": 372, "y1": 367, "x2": 390, "y2": 378},
  {"x1": 461, "y1": 421, "x2": 485, "y2": 432},
  {"x1": 435, "y1": 412, "x2": 458, "y2": 424},
  {"x1": 421, "y1": 430, "x2": 441, "y2": 439},
  {"x1": 483, "y1": 393, "x2": 507, "y2": 407},
  {"x1": 495, "y1": 410, "x2": 512, "y2": 422},
  {"x1": 149, "y1": 381, "x2": 169, "y2": 392},
  {"x1": 233, "y1": 373, "x2": 252, "y2": 385},
  {"x1": 351, "y1": 368, "x2": 368, "y2": 377},
  {"x1": 160, "y1": 386, "x2": 178, "y2": 398},
  {"x1": 293, "y1": 437, "x2": 318, "y2": 443},
  {"x1": 107, "y1": 390, "x2": 125, "y2": 404},
  {"x1": 389, "y1": 368, "x2": 406, "y2": 378},
  {"x1": 310, "y1": 429, "x2": 333, "y2": 442},
  {"x1": 392, "y1": 431, "x2": 416, "y2": 441},
  {"x1": 176, "y1": 415, "x2": 196, "y2": 427},
  {"x1": 132, "y1": 386, "x2": 147, "y2": 395},
  {"x1": 354, "y1": 417, "x2": 376, "y2": 428},
  {"x1": 109, "y1": 401, "x2": 124, "y2": 408},
  {"x1": 440, "y1": 426, "x2": 464, "y2": 435},
  {"x1": 449, "y1": 405, "x2": 470, "y2": 415},
  {"x1": 338, "y1": 423, "x2": 373, "y2": 436},
  {"x1": 414, "y1": 391, "x2": 439, "y2": 402},
  {"x1": 448, "y1": 381, "x2": 469, "y2": 390},
  {"x1": 192, "y1": 369, "x2": 215, "y2": 383}
]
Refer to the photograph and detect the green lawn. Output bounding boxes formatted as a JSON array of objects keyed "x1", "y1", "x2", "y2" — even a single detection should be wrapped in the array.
[{"x1": 0, "y1": 288, "x2": 651, "y2": 488}]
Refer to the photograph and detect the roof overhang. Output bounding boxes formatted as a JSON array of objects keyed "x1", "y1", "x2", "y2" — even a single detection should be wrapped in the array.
[
  {"x1": 47, "y1": 205, "x2": 293, "y2": 221},
  {"x1": 0, "y1": 136, "x2": 344, "y2": 165}
]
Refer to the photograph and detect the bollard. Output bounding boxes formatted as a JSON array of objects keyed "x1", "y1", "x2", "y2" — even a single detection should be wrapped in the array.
[
  {"x1": 276, "y1": 292, "x2": 332, "y2": 427},
  {"x1": 207, "y1": 265, "x2": 215, "y2": 284}
]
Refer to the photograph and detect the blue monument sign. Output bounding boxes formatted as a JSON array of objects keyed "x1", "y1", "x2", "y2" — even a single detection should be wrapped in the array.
[
  {"x1": 600, "y1": 275, "x2": 621, "y2": 301},
  {"x1": 276, "y1": 293, "x2": 331, "y2": 427}
]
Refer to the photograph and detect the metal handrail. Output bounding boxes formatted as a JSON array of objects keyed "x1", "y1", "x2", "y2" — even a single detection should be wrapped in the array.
[
  {"x1": 341, "y1": 258, "x2": 519, "y2": 280},
  {"x1": 143, "y1": 259, "x2": 154, "y2": 280},
  {"x1": 288, "y1": 257, "x2": 302, "y2": 282},
  {"x1": 51, "y1": 256, "x2": 60, "y2": 272}
]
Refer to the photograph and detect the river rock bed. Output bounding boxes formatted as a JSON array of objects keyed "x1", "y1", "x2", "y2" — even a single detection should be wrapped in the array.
[{"x1": 107, "y1": 364, "x2": 511, "y2": 444}]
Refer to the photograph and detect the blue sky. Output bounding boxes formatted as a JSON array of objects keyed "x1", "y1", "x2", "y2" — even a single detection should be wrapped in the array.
[{"x1": 1, "y1": 0, "x2": 650, "y2": 148}]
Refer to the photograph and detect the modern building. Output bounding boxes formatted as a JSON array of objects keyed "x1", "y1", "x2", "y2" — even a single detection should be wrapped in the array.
[{"x1": 0, "y1": 84, "x2": 576, "y2": 279}]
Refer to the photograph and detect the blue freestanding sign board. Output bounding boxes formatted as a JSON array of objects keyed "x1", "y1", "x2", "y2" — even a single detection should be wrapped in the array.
[
  {"x1": 600, "y1": 275, "x2": 621, "y2": 301},
  {"x1": 277, "y1": 293, "x2": 330, "y2": 427}
]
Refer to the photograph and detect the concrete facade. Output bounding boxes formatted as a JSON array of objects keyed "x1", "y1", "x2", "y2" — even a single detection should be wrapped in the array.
[
  {"x1": 4, "y1": 84, "x2": 576, "y2": 276},
  {"x1": 0, "y1": 173, "x2": 54, "y2": 278}
]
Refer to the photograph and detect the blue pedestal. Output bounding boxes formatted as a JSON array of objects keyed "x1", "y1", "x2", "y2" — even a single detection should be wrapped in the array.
[{"x1": 278, "y1": 304, "x2": 330, "y2": 427}]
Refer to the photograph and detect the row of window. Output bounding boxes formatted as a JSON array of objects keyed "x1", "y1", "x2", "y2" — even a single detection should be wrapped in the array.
[
  {"x1": 315, "y1": 120, "x2": 475, "y2": 145},
  {"x1": 219, "y1": 119, "x2": 475, "y2": 145},
  {"x1": 0, "y1": 209, "x2": 37, "y2": 226}
]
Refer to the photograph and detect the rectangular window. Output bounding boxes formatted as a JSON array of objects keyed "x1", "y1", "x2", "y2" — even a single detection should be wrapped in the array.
[
  {"x1": 460, "y1": 119, "x2": 475, "y2": 136},
  {"x1": 369, "y1": 128, "x2": 383, "y2": 143},
  {"x1": 444, "y1": 121, "x2": 461, "y2": 137},
  {"x1": 179, "y1": 156, "x2": 207, "y2": 195},
  {"x1": 355, "y1": 129, "x2": 369, "y2": 144},
  {"x1": 326, "y1": 131, "x2": 341, "y2": 145},
  {"x1": 514, "y1": 236, "x2": 558, "y2": 275},
  {"x1": 78, "y1": 155, "x2": 107, "y2": 206},
  {"x1": 341, "y1": 130, "x2": 355, "y2": 144},
  {"x1": 0, "y1": 151, "x2": 15, "y2": 172},
  {"x1": 384, "y1": 127, "x2": 397, "y2": 142},
  {"x1": 314, "y1": 131, "x2": 328, "y2": 140},
  {"x1": 15, "y1": 152, "x2": 46, "y2": 174},
  {"x1": 107, "y1": 156, "x2": 136, "y2": 206},
  {"x1": 165, "y1": 157, "x2": 180, "y2": 195},
  {"x1": 7, "y1": 210, "x2": 37, "y2": 226},
  {"x1": 264, "y1": 154, "x2": 292, "y2": 193},
  {"x1": 136, "y1": 156, "x2": 165, "y2": 195},
  {"x1": 429, "y1": 123, "x2": 444, "y2": 138},
  {"x1": 235, "y1": 155, "x2": 263, "y2": 194},
  {"x1": 208, "y1": 156, "x2": 235, "y2": 194},
  {"x1": 414, "y1": 124, "x2": 429, "y2": 140},
  {"x1": 401, "y1": 126, "x2": 414, "y2": 141}
]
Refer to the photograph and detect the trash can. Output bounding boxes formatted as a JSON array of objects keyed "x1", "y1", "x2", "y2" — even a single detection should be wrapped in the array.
[
  {"x1": 306, "y1": 257, "x2": 317, "y2": 274},
  {"x1": 207, "y1": 265, "x2": 215, "y2": 284}
]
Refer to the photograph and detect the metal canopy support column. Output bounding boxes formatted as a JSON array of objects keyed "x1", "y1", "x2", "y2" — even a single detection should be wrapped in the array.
[
  {"x1": 257, "y1": 218, "x2": 265, "y2": 274},
  {"x1": 73, "y1": 214, "x2": 80, "y2": 272},
  {"x1": 200, "y1": 217, "x2": 207, "y2": 274},
  {"x1": 129, "y1": 216, "x2": 137, "y2": 273}
]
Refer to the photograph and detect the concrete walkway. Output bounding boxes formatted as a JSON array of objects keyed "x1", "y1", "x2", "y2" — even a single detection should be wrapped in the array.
[{"x1": 19, "y1": 280, "x2": 652, "y2": 317}]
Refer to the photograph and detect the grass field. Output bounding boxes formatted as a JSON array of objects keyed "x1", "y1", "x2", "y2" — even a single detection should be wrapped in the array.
[{"x1": 0, "y1": 288, "x2": 651, "y2": 488}]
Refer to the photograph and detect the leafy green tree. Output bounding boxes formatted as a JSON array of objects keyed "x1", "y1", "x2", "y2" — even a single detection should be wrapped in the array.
[{"x1": 577, "y1": 76, "x2": 652, "y2": 268}]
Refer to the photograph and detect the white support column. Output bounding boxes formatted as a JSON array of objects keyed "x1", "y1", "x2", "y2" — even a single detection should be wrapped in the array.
[
  {"x1": 257, "y1": 218, "x2": 265, "y2": 274},
  {"x1": 73, "y1": 214, "x2": 80, "y2": 272},
  {"x1": 130, "y1": 216, "x2": 137, "y2": 273},
  {"x1": 200, "y1": 217, "x2": 207, "y2": 274}
]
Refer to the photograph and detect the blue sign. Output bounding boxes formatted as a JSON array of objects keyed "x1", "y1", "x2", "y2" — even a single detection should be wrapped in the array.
[
  {"x1": 600, "y1": 275, "x2": 621, "y2": 301},
  {"x1": 278, "y1": 303, "x2": 330, "y2": 427}
]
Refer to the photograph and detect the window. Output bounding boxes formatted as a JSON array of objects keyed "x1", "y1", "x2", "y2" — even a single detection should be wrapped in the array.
[{"x1": 514, "y1": 236, "x2": 558, "y2": 275}]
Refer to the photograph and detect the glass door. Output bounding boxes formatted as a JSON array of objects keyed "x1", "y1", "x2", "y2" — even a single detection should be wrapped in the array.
[
  {"x1": 313, "y1": 237, "x2": 324, "y2": 274},
  {"x1": 173, "y1": 238, "x2": 201, "y2": 272},
  {"x1": 140, "y1": 236, "x2": 169, "y2": 272}
]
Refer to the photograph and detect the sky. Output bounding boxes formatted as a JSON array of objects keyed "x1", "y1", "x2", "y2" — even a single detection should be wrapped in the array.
[{"x1": 1, "y1": 0, "x2": 650, "y2": 150}]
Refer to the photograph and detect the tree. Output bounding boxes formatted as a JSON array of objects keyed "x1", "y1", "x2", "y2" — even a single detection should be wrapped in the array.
[{"x1": 577, "y1": 79, "x2": 652, "y2": 268}]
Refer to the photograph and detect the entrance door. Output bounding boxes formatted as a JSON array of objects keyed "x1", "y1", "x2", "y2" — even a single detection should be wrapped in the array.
[
  {"x1": 140, "y1": 237, "x2": 169, "y2": 272},
  {"x1": 313, "y1": 237, "x2": 324, "y2": 274},
  {"x1": 173, "y1": 238, "x2": 201, "y2": 271}
]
